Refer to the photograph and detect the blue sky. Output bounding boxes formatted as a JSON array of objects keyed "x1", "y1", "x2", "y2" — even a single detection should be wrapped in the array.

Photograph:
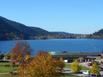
[{"x1": 0, "y1": 0, "x2": 103, "y2": 34}]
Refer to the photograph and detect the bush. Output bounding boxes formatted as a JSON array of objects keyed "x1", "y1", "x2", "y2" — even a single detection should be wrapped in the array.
[
  {"x1": 71, "y1": 59, "x2": 81, "y2": 73},
  {"x1": 90, "y1": 62, "x2": 100, "y2": 76}
]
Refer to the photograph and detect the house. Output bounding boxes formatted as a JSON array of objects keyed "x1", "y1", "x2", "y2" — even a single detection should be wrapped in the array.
[{"x1": 51, "y1": 51, "x2": 100, "y2": 63}]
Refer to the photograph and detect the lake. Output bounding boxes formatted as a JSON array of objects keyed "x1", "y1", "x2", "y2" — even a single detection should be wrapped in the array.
[{"x1": 0, "y1": 39, "x2": 103, "y2": 54}]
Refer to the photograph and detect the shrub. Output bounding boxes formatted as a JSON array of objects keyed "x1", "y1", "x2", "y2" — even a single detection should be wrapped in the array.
[
  {"x1": 90, "y1": 62, "x2": 100, "y2": 76},
  {"x1": 71, "y1": 59, "x2": 81, "y2": 73}
]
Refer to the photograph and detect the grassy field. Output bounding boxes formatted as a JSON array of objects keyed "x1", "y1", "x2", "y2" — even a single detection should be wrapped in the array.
[
  {"x1": 0, "y1": 62, "x2": 17, "y2": 73},
  {"x1": 0, "y1": 62, "x2": 12, "y2": 73},
  {"x1": 65, "y1": 63, "x2": 89, "y2": 70}
]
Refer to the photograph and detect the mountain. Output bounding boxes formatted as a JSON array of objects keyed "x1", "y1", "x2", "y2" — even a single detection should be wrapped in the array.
[
  {"x1": 94, "y1": 29, "x2": 103, "y2": 35},
  {"x1": 93, "y1": 29, "x2": 103, "y2": 38},
  {"x1": 30, "y1": 27, "x2": 49, "y2": 36},
  {"x1": 86, "y1": 29, "x2": 103, "y2": 39},
  {"x1": 0, "y1": 16, "x2": 75, "y2": 40},
  {"x1": 0, "y1": 16, "x2": 102, "y2": 40},
  {"x1": 0, "y1": 16, "x2": 50, "y2": 40}
]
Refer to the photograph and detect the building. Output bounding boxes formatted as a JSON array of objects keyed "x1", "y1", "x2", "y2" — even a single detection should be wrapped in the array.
[{"x1": 51, "y1": 51, "x2": 100, "y2": 63}]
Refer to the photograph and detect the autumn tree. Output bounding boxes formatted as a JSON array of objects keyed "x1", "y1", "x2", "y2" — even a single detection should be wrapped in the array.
[
  {"x1": 90, "y1": 62, "x2": 100, "y2": 76},
  {"x1": 71, "y1": 59, "x2": 81, "y2": 73},
  {"x1": 11, "y1": 41, "x2": 31, "y2": 72},
  {"x1": 11, "y1": 41, "x2": 31, "y2": 63},
  {"x1": 19, "y1": 52, "x2": 64, "y2": 77}
]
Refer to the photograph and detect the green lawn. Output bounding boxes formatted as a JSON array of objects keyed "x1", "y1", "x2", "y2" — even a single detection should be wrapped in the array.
[
  {"x1": 65, "y1": 63, "x2": 89, "y2": 70},
  {"x1": 0, "y1": 62, "x2": 11, "y2": 73},
  {"x1": 80, "y1": 65, "x2": 89, "y2": 70},
  {"x1": 0, "y1": 62, "x2": 17, "y2": 73}
]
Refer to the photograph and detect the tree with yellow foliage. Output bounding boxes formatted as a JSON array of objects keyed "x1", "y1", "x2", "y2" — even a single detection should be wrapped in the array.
[
  {"x1": 90, "y1": 62, "x2": 100, "y2": 76},
  {"x1": 19, "y1": 52, "x2": 64, "y2": 77},
  {"x1": 71, "y1": 59, "x2": 81, "y2": 73}
]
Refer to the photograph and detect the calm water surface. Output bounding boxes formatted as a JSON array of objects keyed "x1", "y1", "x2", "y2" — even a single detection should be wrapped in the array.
[{"x1": 0, "y1": 39, "x2": 103, "y2": 54}]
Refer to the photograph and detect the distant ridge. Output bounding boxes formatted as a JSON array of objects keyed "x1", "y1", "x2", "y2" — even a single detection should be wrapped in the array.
[
  {"x1": 0, "y1": 16, "x2": 50, "y2": 40},
  {"x1": 89, "y1": 29, "x2": 103, "y2": 39},
  {"x1": 94, "y1": 29, "x2": 103, "y2": 35},
  {"x1": 85, "y1": 29, "x2": 103, "y2": 39},
  {"x1": 0, "y1": 16, "x2": 74, "y2": 40},
  {"x1": 0, "y1": 16, "x2": 103, "y2": 40}
]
